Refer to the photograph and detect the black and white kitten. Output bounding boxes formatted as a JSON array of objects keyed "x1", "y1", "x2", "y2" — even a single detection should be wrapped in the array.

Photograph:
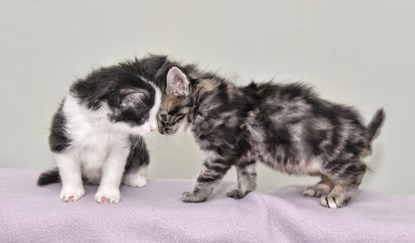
[
  {"x1": 38, "y1": 56, "x2": 167, "y2": 204},
  {"x1": 157, "y1": 65, "x2": 385, "y2": 208}
]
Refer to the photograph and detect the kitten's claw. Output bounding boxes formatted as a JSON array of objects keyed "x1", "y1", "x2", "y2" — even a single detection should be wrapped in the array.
[
  {"x1": 181, "y1": 191, "x2": 207, "y2": 203},
  {"x1": 226, "y1": 189, "x2": 249, "y2": 199},
  {"x1": 60, "y1": 188, "x2": 85, "y2": 203}
]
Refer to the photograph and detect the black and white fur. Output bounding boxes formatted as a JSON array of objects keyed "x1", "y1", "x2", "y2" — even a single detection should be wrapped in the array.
[
  {"x1": 157, "y1": 64, "x2": 385, "y2": 208},
  {"x1": 38, "y1": 56, "x2": 166, "y2": 204}
]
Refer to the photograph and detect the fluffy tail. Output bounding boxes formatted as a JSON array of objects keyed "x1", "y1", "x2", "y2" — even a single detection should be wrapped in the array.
[
  {"x1": 367, "y1": 108, "x2": 385, "y2": 142},
  {"x1": 37, "y1": 168, "x2": 61, "y2": 186}
]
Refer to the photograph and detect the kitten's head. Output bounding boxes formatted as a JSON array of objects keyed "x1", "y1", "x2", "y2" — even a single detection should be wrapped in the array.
[
  {"x1": 109, "y1": 82, "x2": 161, "y2": 136},
  {"x1": 157, "y1": 67, "x2": 193, "y2": 135}
]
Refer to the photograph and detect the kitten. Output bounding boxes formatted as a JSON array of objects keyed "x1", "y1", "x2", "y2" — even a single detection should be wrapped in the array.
[
  {"x1": 38, "y1": 55, "x2": 167, "y2": 204},
  {"x1": 157, "y1": 65, "x2": 385, "y2": 208}
]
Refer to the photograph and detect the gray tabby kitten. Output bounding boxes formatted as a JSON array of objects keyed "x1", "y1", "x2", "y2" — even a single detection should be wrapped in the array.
[{"x1": 157, "y1": 65, "x2": 385, "y2": 208}]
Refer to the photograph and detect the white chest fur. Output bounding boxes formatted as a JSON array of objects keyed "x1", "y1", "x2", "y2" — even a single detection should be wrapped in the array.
[{"x1": 61, "y1": 94, "x2": 131, "y2": 182}]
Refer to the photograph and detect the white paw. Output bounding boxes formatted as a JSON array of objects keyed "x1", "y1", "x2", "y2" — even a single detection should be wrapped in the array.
[
  {"x1": 94, "y1": 189, "x2": 121, "y2": 204},
  {"x1": 123, "y1": 175, "x2": 147, "y2": 188},
  {"x1": 60, "y1": 187, "x2": 85, "y2": 202}
]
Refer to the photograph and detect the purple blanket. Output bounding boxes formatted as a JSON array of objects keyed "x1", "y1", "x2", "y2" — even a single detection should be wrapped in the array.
[{"x1": 1, "y1": 168, "x2": 414, "y2": 242}]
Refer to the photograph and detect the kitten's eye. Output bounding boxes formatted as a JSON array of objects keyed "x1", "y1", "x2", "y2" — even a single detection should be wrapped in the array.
[{"x1": 173, "y1": 114, "x2": 185, "y2": 124}]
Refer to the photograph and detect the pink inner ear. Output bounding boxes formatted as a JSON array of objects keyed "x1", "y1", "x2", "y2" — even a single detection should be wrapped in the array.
[
  {"x1": 176, "y1": 76, "x2": 186, "y2": 89},
  {"x1": 167, "y1": 67, "x2": 189, "y2": 96},
  {"x1": 121, "y1": 89, "x2": 148, "y2": 108}
]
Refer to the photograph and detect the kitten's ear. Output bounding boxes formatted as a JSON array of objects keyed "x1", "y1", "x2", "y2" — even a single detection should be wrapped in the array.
[
  {"x1": 166, "y1": 67, "x2": 190, "y2": 96},
  {"x1": 119, "y1": 88, "x2": 149, "y2": 108}
]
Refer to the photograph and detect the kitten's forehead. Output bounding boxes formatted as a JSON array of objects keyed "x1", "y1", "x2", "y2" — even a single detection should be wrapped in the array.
[{"x1": 161, "y1": 94, "x2": 184, "y2": 111}]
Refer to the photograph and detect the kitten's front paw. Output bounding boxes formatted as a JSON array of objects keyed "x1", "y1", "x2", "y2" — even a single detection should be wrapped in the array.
[
  {"x1": 182, "y1": 191, "x2": 207, "y2": 203},
  {"x1": 94, "y1": 189, "x2": 121, "y2": 204},
  {"x1": 226, "y1": 189, "x2": 249, "y2": 199},
  {"x1": 60, "y1": 188, "x2": 85, "y2": 203}
]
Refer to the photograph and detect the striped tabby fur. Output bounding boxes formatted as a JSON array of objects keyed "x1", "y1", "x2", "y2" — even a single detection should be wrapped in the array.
[{"x1": 156, "y1": 60, "x2": 385, "y2": 208}]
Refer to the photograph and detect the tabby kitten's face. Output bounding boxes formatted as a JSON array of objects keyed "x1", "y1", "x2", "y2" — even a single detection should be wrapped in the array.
[{"x1": 157, "y1": 67, "x2": 192, "y2": 135}]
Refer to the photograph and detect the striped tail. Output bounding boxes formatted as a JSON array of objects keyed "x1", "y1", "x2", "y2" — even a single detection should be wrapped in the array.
[{"x1": 367, "y1": 108, "x2": 385, "y2": 142}]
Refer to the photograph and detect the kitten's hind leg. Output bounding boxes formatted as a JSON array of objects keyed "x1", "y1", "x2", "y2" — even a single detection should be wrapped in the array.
[
  {"x1": 302, "y1": 175, "x2": 334, "y2": 198},
  {"x1": 227, "y1": 160, "x2": 257, "y2": 199},
  {"x1": 320, "y1": 160, "x2": 366, "y2": 208},
  {"x1": 122, "y1": 165, "x2": 148, "y2": 188},
  {"x1": 182, "y1": 156, "x2": 232, "y2": 203}
]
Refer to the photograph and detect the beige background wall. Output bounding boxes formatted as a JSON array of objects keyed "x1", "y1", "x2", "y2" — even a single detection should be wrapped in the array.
[{"x1": 1, "y1": 1, "x2": 414, "y2": 194}]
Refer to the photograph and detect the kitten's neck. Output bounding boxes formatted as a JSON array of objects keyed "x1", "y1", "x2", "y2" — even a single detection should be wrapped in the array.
[{"x1": 188, "y1": 77, "x2": 239, "y2": 123}]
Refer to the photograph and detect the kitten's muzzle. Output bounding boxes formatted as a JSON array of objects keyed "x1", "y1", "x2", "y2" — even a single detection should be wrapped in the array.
[
  {"x1": 159, "y1": 127, "x2": 172, "y2": 135},
  {"x1": 157, "y1": 113, "x2": 174, "y2": 135},
  {"x1": 158, "y1": 127, "x2": 165, "y2": 134},
  {"x1": 157, "y1": 123, "x2": 173, "y2": 135},
  {"x1": 157, "y1": 121, "x2": 167, "y2": 134}
]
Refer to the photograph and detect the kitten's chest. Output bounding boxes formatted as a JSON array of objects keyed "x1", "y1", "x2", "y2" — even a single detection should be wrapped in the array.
[
  {"x1": 63, "y1": 95, "x2": 128, "y2": 160},
  {"x1": 65, "y1": 107, "x2": 128, "y2": 183},
  {"x1": 78, "y1": 122, "x2": 112, "y2": 145}
]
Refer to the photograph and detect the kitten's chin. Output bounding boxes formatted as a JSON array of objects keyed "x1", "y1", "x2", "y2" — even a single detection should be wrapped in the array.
[
  {"x1": 158, "y1": 129, "x2": 176, "y2": 136},
  {"x1": 159, "y1": 123, "x2": 188, "y2": 136},
  {"x1": 174, "y1": 122, "x2": 188, "y2": 136},
  {"x1": 114, "y1": 123, "x2": 153, "y2": 136},
  {"x1": 136, "y1": 130, "x2": 151, "y2": 136},
  {"x1": 132, "y1": 127, "x2": 156, "y2": 136}
]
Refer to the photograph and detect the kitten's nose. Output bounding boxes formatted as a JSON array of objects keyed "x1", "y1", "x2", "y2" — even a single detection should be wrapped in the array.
[{"x1": 149, "y1": 119, "x2": 157, "y2": 131}]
